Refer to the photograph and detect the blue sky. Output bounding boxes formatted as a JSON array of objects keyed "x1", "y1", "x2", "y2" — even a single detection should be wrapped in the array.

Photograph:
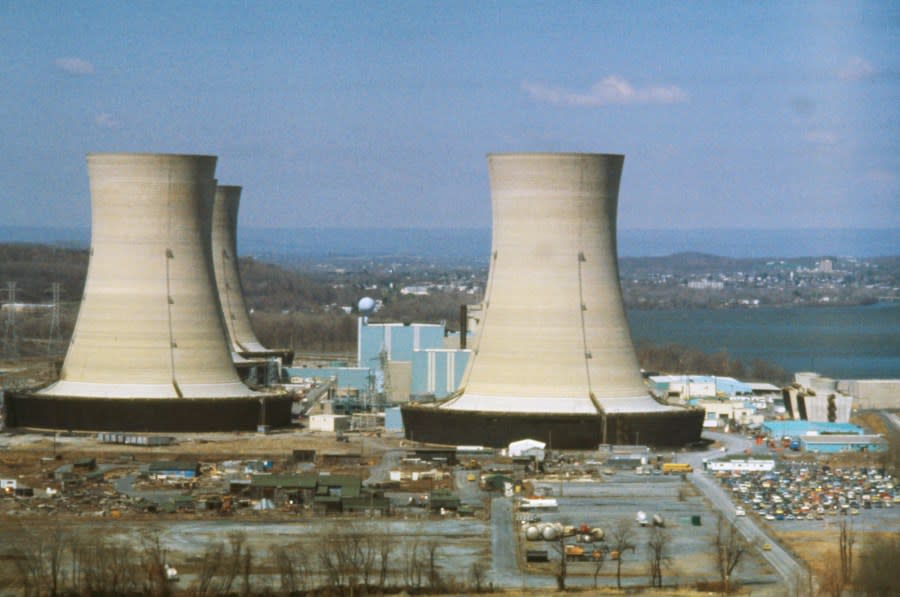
[{"x1": 1, "y1": 2, "x2": 897, "y2": 230}]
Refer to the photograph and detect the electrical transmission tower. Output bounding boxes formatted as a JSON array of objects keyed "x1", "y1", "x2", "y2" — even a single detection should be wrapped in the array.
[
  {"x1": 48, "y1": 282, "x2": 62, "y2": 355},
  {"x1": 2, "y1": 282, "x2": 19, "y2": 359}
]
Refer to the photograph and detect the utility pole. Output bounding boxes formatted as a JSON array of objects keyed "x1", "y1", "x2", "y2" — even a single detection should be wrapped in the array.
[
  {"x1": 48, "y1": 283, "x2": 62, "y2": 355},
  {"x1": 2, "y1": 282, "x2": 19, "y2": 358}
]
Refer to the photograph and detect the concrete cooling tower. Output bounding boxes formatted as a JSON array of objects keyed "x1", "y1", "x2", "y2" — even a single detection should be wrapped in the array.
[
  {"x1": 402, "y1": 153, "x2": 703, "y2": 448},
  {"x1": 7, "y1": 153, "x2": 291, "y2": 432},
  {"x1": 211, "y1": 185, "x2": 293, "y2": 365}
]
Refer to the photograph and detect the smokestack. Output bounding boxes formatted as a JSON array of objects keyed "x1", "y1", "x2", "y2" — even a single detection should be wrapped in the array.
[
  {"x1": 459, "y1": 304, "x2": 468, "y2": 350},
  {"x1": 39, "y1": 153, "x2": 255, "y2": 400}
]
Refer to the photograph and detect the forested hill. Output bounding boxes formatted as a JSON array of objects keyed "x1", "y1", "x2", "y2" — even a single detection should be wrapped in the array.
[{"x1": 0, "y1": 243, "x2": 338, "y2": 311}]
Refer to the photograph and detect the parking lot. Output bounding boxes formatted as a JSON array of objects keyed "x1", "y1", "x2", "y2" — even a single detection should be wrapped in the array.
[{"x1": 521, "y1": 471, "x2": 777, "y2": 587}]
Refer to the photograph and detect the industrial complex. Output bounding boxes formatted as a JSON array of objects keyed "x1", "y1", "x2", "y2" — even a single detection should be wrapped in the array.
[{"x1": 0, "y1": 152, "x2": 897, "y2": 596}]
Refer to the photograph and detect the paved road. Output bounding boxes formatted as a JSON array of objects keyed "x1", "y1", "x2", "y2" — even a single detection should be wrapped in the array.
[
  {"x1": 490, "y1": 497, "x2": 518, "y2": 585},
  {"x1": 364, "y1": 447, "x2": 404, "y2": 486},
  {"x1": 683, "y1": 432, "x2": 807, "y2": 595}
]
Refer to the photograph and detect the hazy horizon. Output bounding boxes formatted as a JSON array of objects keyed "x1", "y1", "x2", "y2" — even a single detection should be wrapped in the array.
[{"x1": 3, "y1": 225, "x2": 897, "y2": 260}]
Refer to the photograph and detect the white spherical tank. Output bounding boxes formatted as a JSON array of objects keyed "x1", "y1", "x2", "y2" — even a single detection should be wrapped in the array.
[{"x1": 358, "y1": 296, "x2": 376, "y2": 315}]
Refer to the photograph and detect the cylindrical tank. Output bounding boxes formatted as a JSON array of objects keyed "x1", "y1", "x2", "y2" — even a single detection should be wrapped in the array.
[
  {"x1": 444, "y1": 153, "x2": 662, "y2": 415},
  {"x1": 39, "y1": 153, "x2": 255, "y2": 399},
  {"x1": 525, "y1": 525, "x2": 541, "y2": 541},
  {"x1": 211, "y1": 185, "x2": 268, "y2": 354},
  {"x1": 590, "y1": 527, "x2": 605, "y2": 541}
]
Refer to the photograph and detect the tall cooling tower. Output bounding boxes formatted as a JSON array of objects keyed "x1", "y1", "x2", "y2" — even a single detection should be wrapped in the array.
[
  {"x1": 402, "y1": 153, "x2": 702, "y2": 448},
  {"x1": 9, "y1": 153, "x2": 291, "y2": 432},
  {"x1": 212, "y1": 185, "x2": 293, "y2": 364}
]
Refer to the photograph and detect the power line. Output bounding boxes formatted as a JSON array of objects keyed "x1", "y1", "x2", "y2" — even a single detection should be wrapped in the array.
[
  {"x1": 48, "y1": 282, "x2": 62, "y2": 355},
  {"x1": 2, "y1": 282, "x2": 19, "y2": 358}
]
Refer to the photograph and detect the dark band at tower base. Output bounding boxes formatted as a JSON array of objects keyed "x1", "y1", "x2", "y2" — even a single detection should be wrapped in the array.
[
  {"x1": 4, "y1": 392, "x2": 293, "y2": 433},
  {"x1": 400, "y1": 405, "x2": 705, "y2": 449}
]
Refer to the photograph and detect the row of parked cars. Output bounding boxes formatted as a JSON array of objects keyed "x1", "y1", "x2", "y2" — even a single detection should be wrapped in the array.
[{"x1": 718, "y1": 463, "x2": 896, "y2": 521}]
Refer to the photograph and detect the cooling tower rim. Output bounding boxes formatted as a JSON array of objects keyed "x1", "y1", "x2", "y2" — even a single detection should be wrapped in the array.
[
  {"x1": 487, "y1": 152, "x2": 624, "y2": 159},
  {"x1": 86, "y1": 152, "x2": 217, "y2": 159},
  {"x1": 217, "y1": 184, "x2": 243, "y2": 192}
]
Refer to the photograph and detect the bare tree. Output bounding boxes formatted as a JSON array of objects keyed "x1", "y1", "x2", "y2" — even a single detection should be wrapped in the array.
[
  {"x1": 139, "y1": 528, "x2": 171, "y2": 597},
  {"x1": 470, "y1": 560, "x2": 488, "y2": 593},
  {"x1": 425, "y1": 538, "x2": 444, "y2": 591},
  {"x1": 854, "y1": 534, "x2": 900, "y2": 597},
  {"x1": 193, "y1": 542, "x2": 226, "y2": 597},
  {"x1": 401, "y1": 539, "x2": 424, "y2": 591},
  {"x1": 819, "y1": 553, "x2": 846, "y2": 597},
  {"x1": 79, "y1": 535, "x2": 139, "y2": 595},
  {"x1": 377, "y1": 534, "x2": 394, "y2": 590},
  {"x1": 592, "y1": 547, "x2": 607, "y2": 589},
  {"x1": 272, "y1": 544, "x2": 309, "y2": 594},
  {"x1": 239, "y1": 545, "x2": 253, "y2": 597},
  {"x1": 838, "y1": 519, "x2": 855, "y2": 586},
  {"x1": 10, "y1": 523, "x2": 56, "y2": 597},
  {"x1": 714, "y1": 514, "x2": 747, "y2": 594},
  {"x1": 549, "y1": 529, "x2": 568, "y2": 591},
  {"x1": 646, "y1": 525, "x2": 672, "y2": 588},
  {"x1": 610, "y1": 517, "x2": 636, "y2": 589}
]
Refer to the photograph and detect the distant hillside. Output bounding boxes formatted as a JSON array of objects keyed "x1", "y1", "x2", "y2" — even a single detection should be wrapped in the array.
[
  {"x1": 3, "y1": 226, "x2": 899, "y2": 259},
  {"x1": 0, "y1": 243, "x2": 336, "y2": 312},
  {"x1": 0, "y1": 243, "x2": 88, "y2": 303}
]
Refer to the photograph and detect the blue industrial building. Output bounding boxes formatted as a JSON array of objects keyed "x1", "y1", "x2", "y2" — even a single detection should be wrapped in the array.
[
  {"x1": 649, "y1": 375, "x2": 753, "y2": 400},
  {"x1": 284, "y1": 319, "x2": 470, "y2": 412},
  {"x1": 358, "y1": 320, "x2": 470, "y2": 402},
  {"x1": 761, "y1": 420, "x2": 863, "y2": 439},
  {"x1": 411, "y1": 349, "x2": 469, "y2": 398},
  {"x1": 384, "y1": 406, "x2": 404, "y2": 431},
  {"x1": 358, "y1": 322, "x2": 446, "y2": 365}
]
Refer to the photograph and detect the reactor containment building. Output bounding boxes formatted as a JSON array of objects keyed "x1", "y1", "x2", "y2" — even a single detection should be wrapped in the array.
[
  {"x1": 6, "y1": 153, "x2": 291, "y2": 431},
  {"x1": 402, "y1": 153, "x2": 704, "y2": 448}
]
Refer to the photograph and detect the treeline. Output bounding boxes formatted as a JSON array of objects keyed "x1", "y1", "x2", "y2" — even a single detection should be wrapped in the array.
[
  {"x1": 1, "y1": 523, "x2": 492, "y2": 596},
  {"x1": 0, "y1": 244, "x2": 88, "y2": 303},
  {"x1": 635, "y1": 340, "x2": 789, "y2": 384}
]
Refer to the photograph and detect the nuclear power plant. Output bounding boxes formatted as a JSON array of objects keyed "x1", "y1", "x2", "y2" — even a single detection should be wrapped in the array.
[
  {"x1": 211, "y1": 185, "x2": 293, "y2": 368},
  {"x1": 6, "y1": 153, "x2": 291, "y2": 432},
  {"x1": 402, "y1": 153, "x2": 704, "y2": 448}
]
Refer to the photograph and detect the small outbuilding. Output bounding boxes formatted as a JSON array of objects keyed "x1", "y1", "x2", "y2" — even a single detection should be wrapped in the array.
[
  {"x1": 508, "y1": 439, "x2": 546, "y2": 461},
  {"x1": 148, "y1": 461, "x2": 200, "y2": 480}
]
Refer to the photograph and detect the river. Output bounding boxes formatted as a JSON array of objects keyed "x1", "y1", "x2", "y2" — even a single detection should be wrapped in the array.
[{"x1": 626, "y1": 303, "x2": 900, "y2": 379}]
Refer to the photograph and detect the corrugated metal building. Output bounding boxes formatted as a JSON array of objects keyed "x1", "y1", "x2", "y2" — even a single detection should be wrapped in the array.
[{"x1": 799, "y1": 434, "x2": 887, "y2": 453}]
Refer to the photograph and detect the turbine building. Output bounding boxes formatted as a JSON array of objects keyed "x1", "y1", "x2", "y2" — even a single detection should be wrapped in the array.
[
  {"x1": 7, "y1": 153, "x2": 291, "y2": 431},
  {"x1": 402, "y1": 153, "x2": 703, "y2": 448}
]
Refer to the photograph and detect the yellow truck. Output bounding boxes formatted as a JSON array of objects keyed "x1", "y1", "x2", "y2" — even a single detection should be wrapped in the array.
[{"x1": 661, "y1": 463, "x2": 693, "y2": 474}]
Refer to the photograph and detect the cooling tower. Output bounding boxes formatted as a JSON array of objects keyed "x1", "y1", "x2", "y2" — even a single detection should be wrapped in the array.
[
  {"x1": 8, "y1": 153, "x2": 290, "y2": 431},
  {"x1": 212, "y1": 185, "x2": 293, "y2": 365},
  {"x1": 402, "y1": 153, "x2": 703, "y2": 448}
]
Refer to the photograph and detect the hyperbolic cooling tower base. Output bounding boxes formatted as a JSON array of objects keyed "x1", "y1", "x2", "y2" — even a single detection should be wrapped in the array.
[
  {"x1": 400, "y1": 404, "x2": 704, "y2": 449},
  {"x1": 4, "y1": 391, "x2": 292, "y2": 432}
]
